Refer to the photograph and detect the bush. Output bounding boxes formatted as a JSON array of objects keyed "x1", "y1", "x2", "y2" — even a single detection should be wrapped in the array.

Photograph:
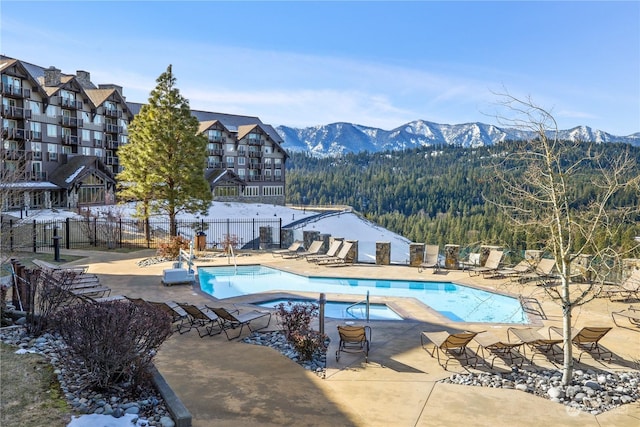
[
  {"x1": 27, "y1": 269, "x2": 79, "y2": 336},
  {"x1": 157, "y1": 235, "x2": 190, "y2": 259},
  {"x1": 53, "y1": 300, "x2": 172, "y2": 389},
  {"x1": 274, "y1": 301, "x2": 327, "y2": 361}
]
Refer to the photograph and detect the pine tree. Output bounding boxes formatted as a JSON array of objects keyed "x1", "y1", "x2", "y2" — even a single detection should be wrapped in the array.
[{"x1": 117, "y1": 65, "x2": 212, "y2": 236}]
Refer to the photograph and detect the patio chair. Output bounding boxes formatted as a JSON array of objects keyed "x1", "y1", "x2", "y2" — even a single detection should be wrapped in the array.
[
  {"x1": 421, "y1": 330, "x2": 481, "y2": 369},
  {"x1": 418, "y1": 244, "x2": 440, "y2": 273},
  {"x1": 318, "y1": 241, "x2": 355, "y2": 266},
  {"x1": 146, "y1": 300, "x2": 189, "y2": 332},
  {"x1": 548, "y1": 326, "x2": 613, "y2": 362},
  {"x1": 600, "y1": 269, "x2": 640, "y2": 301},
  {"x1": 517, "y1": 258, "x2": 558, "y2": 284},
  {"x1": 292, "y1": 240, "x2": 324, "y2": 260},
  {"x1": 307, "y1": 240, "x2": 343, "y2": 263},
  {"x1": 176, "y1": 303, "x2": 223, "y2": 338},
  {"x1": 207, "y1": 306, "x2": 272, "y2": 340},
  {"x1": 273, "y1": 240, "x2": 304, "y2": 257},
  {"x1": 468, "y1": 250, "x2": 504, "y2": 277},
  {"x1": 518, "y1": 295, "x2": 548, "y2": 320},
  {"x1": 32, "y1": 258, "x2": 88, "y2": 274},
  {"x1": 492, "y1": 259, "x2": 535, "y2": 280},
  {"x1": 474, "y1": 331, "x2": 525, "y2": 368},
  {"x1": 335, "y1": 325, "x2": 371, "y2": 362},
  {"x1": 506, "y1": 327, "x2": 563, "y2": 361},
  {"x1": 611, "y1": 305, "x2": 640, "y2": 329}
]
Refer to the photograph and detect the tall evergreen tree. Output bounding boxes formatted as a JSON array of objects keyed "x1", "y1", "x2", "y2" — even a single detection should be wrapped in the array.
[{"x1": 117, "y1": 65, "x2": 212, "y2": 236}]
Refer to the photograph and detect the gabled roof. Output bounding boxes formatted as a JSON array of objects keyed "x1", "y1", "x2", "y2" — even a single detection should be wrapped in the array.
[
  {"x1": 205, "y1": 169, "x2": 246, "y2": 188},
  {"x1": 237, "y1": 123, "x2": 289, "y2": 159},
  {"x1": 198, "y1": 119, "x2": 232, "y2": 135},
  {"x1": 48, "y1": 156, "x2": 115, "y2": 189}
]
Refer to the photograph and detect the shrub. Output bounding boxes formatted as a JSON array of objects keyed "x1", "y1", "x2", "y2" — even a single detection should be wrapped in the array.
[
  {"x1": 157, "y1": 235, "x2": 190, "y2": 259},
  {"x1": 53, "y1": 300, "x2": 172, "y2": 389},
  {"x1": 27, "y1": 269, "x2": 79, "y2": 336},
  {"x1": 274, "y1": 301, "x2": 327, "y2": 361}
]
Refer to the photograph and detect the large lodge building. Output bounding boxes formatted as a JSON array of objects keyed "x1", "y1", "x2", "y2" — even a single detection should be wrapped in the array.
[{"x1": 0, "y1": 56, "x2": 288, "y2": 213}]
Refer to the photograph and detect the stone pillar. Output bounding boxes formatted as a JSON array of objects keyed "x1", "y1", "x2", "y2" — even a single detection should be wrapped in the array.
[
  {"x1": 303, "y1": 230, "x2": 320, "y2": 249},
  {"x1": 280, "y1": 229, "x2": 294, "y2": 249},
  {"x1": 319, "y1": 233, "x2": 331, "y2": 253},
  {"x1": 444, "y1": 244, "x2": 460, "y2": 270},
  {"x1": 409, "y1": 243, "x2": 424, "y2": 267},
  {"x1": 345, "y1": 240, "x2": 358, "y2": 264},
  {"x1": 259, "y1": 226, "x2": 273, "y2": 250},
  {"x1": 376, "y1": 242, "x2": 390, "y2": 265}
]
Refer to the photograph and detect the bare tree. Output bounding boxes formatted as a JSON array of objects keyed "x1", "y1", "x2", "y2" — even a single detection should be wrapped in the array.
[{"x1": 489, "y1": 93, "x2": 640, "y2": 385}]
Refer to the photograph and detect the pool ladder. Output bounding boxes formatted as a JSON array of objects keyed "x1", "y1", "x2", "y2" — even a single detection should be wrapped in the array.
[{"x1": 345, "y1": 291, "x2": 370, "y2": 322}]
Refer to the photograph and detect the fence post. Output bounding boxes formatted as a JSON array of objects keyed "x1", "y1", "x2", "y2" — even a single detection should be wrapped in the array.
[
  {"x1": 93, "y1": 217, "x2": 97, "y2": 246},
  {"x1": 65, "y1": 217, "x2": 71, "y2": 249},
  {"x1": 119, "y1": 218, "x2": 123, "y2": 248},
  {"x1": 10, "y1": 219, "x2": 14, "y2": 252},
  {"x1": 32, "y1": 220, "x2": 37, "y2": 253}
]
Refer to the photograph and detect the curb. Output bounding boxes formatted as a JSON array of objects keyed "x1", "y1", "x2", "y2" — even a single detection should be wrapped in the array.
[{"x1": 150, "y1": 365, "x2": 192, "y2": 427}]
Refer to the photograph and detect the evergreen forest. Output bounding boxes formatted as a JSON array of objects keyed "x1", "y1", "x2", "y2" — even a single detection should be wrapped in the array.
[{"x1": 285, "y1": 142, "x2": 640, "y2": 257}]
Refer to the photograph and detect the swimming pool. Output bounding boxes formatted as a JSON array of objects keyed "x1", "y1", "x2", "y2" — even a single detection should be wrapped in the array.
[{"x1": 197, "y1": 265, "x2": 528, "y2": 323}]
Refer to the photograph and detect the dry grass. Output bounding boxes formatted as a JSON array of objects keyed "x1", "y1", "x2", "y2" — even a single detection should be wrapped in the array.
[{"x1": 0, "y1": 341, "x2": 71, "y2": 427}]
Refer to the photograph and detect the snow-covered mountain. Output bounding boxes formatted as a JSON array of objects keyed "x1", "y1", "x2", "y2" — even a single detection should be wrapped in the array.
[{"x1": 276, "y1": 120, "x2": 640, "y2": 157}]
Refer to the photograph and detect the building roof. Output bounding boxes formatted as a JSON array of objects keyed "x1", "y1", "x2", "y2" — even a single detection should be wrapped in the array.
[{"x1": 48, "y1": 156, "x2": 115, "y2": 189}]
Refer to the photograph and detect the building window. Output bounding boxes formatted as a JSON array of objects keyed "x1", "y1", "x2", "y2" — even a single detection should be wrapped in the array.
[
  {"x1": 47, "y1": 124, "x2": 57, "y2": 137},
  {"x1": 31, "y1": 122, "x2": 42, "y2": 139},
  {"x1": 274, "y1": 169, "x2": 282, "y2": 177},
  {"x1": 237, "y1": 157, "x2": 245, "y2": 165},
  {"x1": 226, "y1": 156, "x2": 234, "y2": 165},
  {"x1": 244, "y1": 186, "x2": 259, "y2": 196},
  {"x1": 47, "y1": 144, "x2": 57, "y2": 160},
  {"x1": 262, "y1": 186, "x2": 283, "y2": 196},
  {"x1": 95, "y1": 148, "x2": 103, "y2": 157},
  {"x1": 46, "y1": 105, "x2": 57, "y2": 118},
  {"x1": 237, "y1": 168, "x2": 245, "y2": 177},
  {"x1": 82, "y1": 129, "x2": 91, "y2": 142},
  {"x1": 214, "y1": 186, "x2": 239, "y2": 197},
  {"x1": 82, "y1": 147, "x2": 91, "y2": 155},
  {"x1": 29, "y1": 100, "x2": 42, "y2": 115}
]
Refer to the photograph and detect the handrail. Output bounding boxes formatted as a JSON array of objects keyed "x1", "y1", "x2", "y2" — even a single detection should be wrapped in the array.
[
  {"x1": 345, "y1": 291, "x2": 370, "y2": 322},
  {"x1": 228, "y1": 244, "x2": 237, "y2": 272}
]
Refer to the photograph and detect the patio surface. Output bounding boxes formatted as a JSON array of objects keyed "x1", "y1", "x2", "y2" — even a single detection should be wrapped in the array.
[{"x1": 52, "y1": 249, "x2": 640, "y2": 426}]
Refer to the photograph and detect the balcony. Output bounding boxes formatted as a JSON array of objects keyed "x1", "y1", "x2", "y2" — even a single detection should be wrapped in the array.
[
  {"x1": 1, "y1": 105, "x2": 32, "y2": 120},
  {"x1": 61, "y1": 135, "x2": 79, "y2": 145},
  {"x1": 104, "y1": 123, "x2": 123, "y2": 134},
  {"x1": 93, "y1": 138, "x2": 103, "y2": 147},
  {"x1": 26, "y1": 171, "x2": 48, "y2": 181},
  {"x1": 208, "y1": 135, "x2": 224, "y2": 143},
  {"x1": 106, "y1": 139, "x2": 119, "y2": 149},
  {"x1": 247, "y1": 175, "x2": 263, "y2": 182},
  {"x1": 247, "y1": 138, "x2": 263, "y2": 146},
  {"x1": 60, "y1": 116, "x2": 83, "y2": 127},
  {"x1": 1, "y1": 149, "x2": 25, "y2": 161},
  {"x1": 104, "y1": 108, "x2": 122, "y2": 118},
  {"x1": 248, "y1": 162, "x2": 262, "y2": 170},
  {"x1": 105, "y1": 156, "x2": 119, "y2": 166},
  {"x1": 1, "y1": 83, "x2": 31, "y2": 98},
  {"x1": 2, "y1": 127, "x2": 29, "y2": 140},
  {"x1": 248, "y1": 151, "x2": 262, "y2": 158},
  {"x1": 27, "y1": 151, "x2": 43, "y2": 160},
  {"x1": 60, "y1": 98, "x2": 83, "y2": 109},
  {"x1": 47, "y1": 152, "x2": 58, "y2": 161},
  {"x1": 31, "y1": 131, "x2": 42, "y2": 141},
  {"x1": 207, "y1": 148, "x2": 224, "y2": 156},
  {"x1": 207, "y1": 162, "x2": 223, "y2": 169}
]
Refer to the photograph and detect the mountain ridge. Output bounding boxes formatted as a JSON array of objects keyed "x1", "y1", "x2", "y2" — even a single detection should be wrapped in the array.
[{"x1": 276, "y1": 120, "x2": 640, "y2": 157}]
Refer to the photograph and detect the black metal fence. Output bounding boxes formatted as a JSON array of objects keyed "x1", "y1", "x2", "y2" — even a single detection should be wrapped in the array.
[{"x1": 0, "y1": 216, "x2": 283, "y2": 252}]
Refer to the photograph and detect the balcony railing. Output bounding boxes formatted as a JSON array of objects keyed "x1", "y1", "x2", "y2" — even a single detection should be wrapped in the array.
[
  {"x1": 60, "y1": 116, "x2": 83, "y2": 127},
  {"x1": 93, "y1": 138, "x2": 103, "y2": 147},
  {"x1": 1, "y1": 149, "x2": 25, "y2": 160},
  {"x1": 61, "y1": 135, "x2": 79, "y2": 145},
  {"x1": 60, "y1": 98, "x2": 83, "y2": 109},
  {"x1": 104, "y1": 123, "x2": 123, "y2": 134},
  {"x1": 247, "y1": 139, "x2": 263, "y2": 146},
  {"x1": 1, "y1": 83, "x2": 31, "y2": 98},
  {"x1": 208, "y1": 135, "x2": 224, "y2": 143},
  {"x1": 1, "y1": 106, "x2": 32, "y2": 119},
  {"x1": 104, "y1": 108, "x2": 122, "y2": 118},
  {"x1": 105, "y1": 156, "x2": 119, "y2": 165},
  {"x1": 31, "y1": 131, "x2": 42, "y2": 141},
  {"x1": 248, "y1": 162, "x2": 262, "y2": 170},
  {"x1": 248, "y1": 151, "x2": 262, "y2": 158},
  {"x1": 207, "y1": 162, "x2": 223, "y2": 169},
  {"x1": 26, "y1": 171, "x2": 48, "y2": 181},
  {"x1": 106, "y1": 139, "x2": 119, "y2": 149},
  {"x1": 27, "y1": 151, "x2": 43, "y2": 160},
  {"x1": 207, "y1": 149, "x2": 224, "y2": 156},
  {"x1": 1, "y1": 127, "x2": 29, "y2": 140}
]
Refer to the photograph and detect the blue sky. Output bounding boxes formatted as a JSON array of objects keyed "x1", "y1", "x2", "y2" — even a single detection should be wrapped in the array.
[{"x1": 2, "y1": 1, "x2": 639, "y2": 134}]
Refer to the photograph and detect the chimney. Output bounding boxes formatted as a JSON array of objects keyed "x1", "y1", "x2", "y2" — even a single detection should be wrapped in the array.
[
  {"x1": 98, "y1": 83, "x2": 123, "y2": 97},
  {"x1": 76, "y1": 70, "x2": 91, "y2": 87},
  {"x1": 44, "y1": 66, "x2": 61, "y2": 86}
]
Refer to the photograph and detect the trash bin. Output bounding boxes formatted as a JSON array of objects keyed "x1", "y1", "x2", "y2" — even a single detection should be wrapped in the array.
[{"x1": 196, "y1": 232, "x2": 207, "y2": 251}]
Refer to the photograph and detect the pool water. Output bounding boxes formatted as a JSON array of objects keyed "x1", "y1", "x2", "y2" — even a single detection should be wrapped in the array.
[
  {"x1": 257, "y1": 298, "x2": 404, "y2": 321},
  {"x1": 198, "y1": 265, "x2": 528, "y2": 323}
]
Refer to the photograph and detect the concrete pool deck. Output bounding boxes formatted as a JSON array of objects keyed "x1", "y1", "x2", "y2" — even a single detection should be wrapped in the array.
[{"x1": 55, "y1": 249, "x2": 640, "y2": 426}]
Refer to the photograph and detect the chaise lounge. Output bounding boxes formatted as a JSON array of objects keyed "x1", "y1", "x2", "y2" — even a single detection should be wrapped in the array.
[
  {"x1": 421, "y1": 330, "x2": 481, "y2": 369},
  {"x1": 207, "y1": 306, "x2": 272, "y2": 340}
]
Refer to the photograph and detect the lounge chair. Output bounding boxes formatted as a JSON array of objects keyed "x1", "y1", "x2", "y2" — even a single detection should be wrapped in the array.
[
  {"x1": 307, "y1": 240, "x2": 343, "y2": 263},
  {"x1": 468, "y1": 250, "x2": 504, "y2": 277},
  {"x1": 176, "y1": 303, "x2": 223, "y2": 338},
  {"x1": 32, "y1": 258, "x2": 88, "y2": 274},
  {"x1": 600, "y1": 269, "x2": 640, "y2": 301},
  {"x1": 548, "y1": 326, "x2": 613, "y2": 361},
  {"x1": 207, "y1": 306, "x2": 272, "y2": 340},
  {"x1": 474, "y1": 332, "x2": 525, "y2": 368},
  {"x1": 492, "y1": 259, "x2": 535, "y2": 280},
  {"x1": 146, "y1": 300, "x2": 189, "y2": 332},
  {"x1": 272, "y1": 240, "x2": 304, "y2": 257},
  {"x1": 335, "y1": 325, "x2": 371, "y2": 362},
  {"x1": 421, "y1": 330, "x2": 480, "y2": 369},
  {"x1": 317, "y1": 241, "x2": 354, "y2": 266},
  {"x1": 293, "y1": 240, "x2": 324, "y2": 260},
  {"x1": 611, "y1": 305, "x2": 640, "y2": 329},
  {"x1": 418, "y1": 245, "x2": 440, "y2": 273},
  {"x1": 517, "y1": 258, "x2": 558, "y2": 284},
  {"x1": 506, "y1": 327, "x2": 563, "y2": 360}
]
